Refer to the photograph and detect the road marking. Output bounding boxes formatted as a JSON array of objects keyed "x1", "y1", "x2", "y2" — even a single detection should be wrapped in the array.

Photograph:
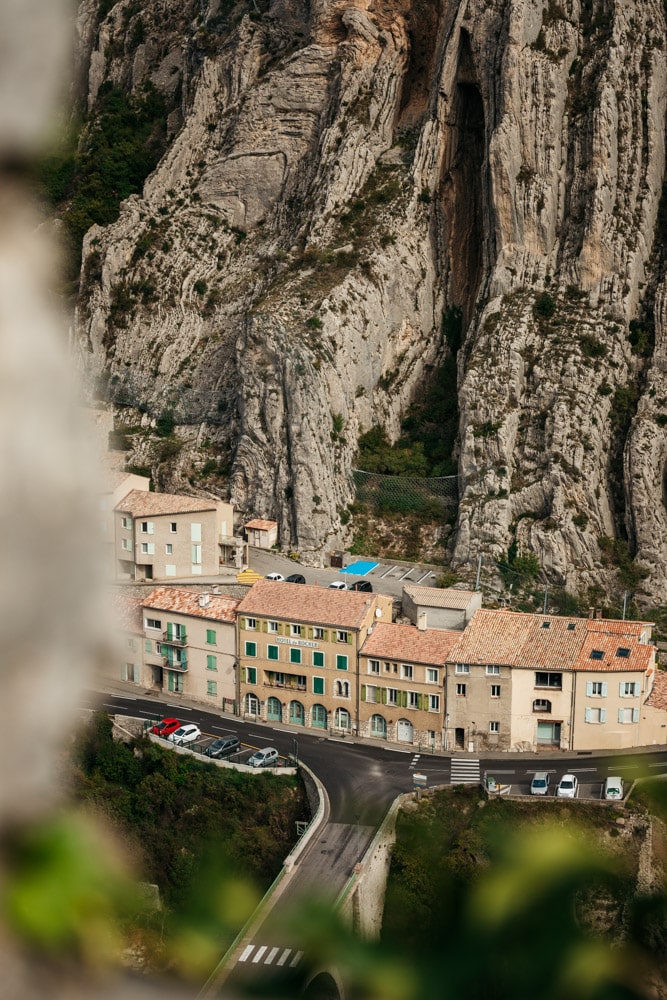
[
  {"x1": 612, "y1": 764, "x2": 640, "y2": 770},
  {"x1": 382, "y1": 747, "x2": 413, "y2": 754},
  {"x1": 524, "y1": 769, "x2": 556, "y2": 774},
  {"x1": 649, "y1": 762, "x2": 667, "y2": 768},
  {"x1": 271, "y1": 727, "x2": 298, "y2": 734},
  {"x1": 211, "y1": 725, "x2": 235, "y2": 732},
  {"x1": 166, "y1": 704, "x2": 191, "y2": 710},
  {"x1": 290, "y1": 951, "x2": 304, "y2": 968},
  {"x1": 239, "y1": 945, "x2": 254, "y2": 963},
  {"x1": 265, "y1": 947, "x2": 279, "y2": 965},
  {"x1": 252, "y1": 946, "x2": 267, "y2": 964},
  {"x1": 398, "y1": 568, "x2": 414, "y2": 581},
  {"x1": 380, "y1": 565, "x2": 398, "y2": 579},
  {"x1": 416, "y1": 571, "x2": 433, "y2": 584},
  {"x1": 488, "y1": 769, "x2": 515, "y2": 774},
  {"x1": 451, "y1": 758, "x2": 481, "y2": 784},
  {"x1": 568, "y1": 768, "x2": 597, "y2": 773},
  {"x1": 276, "y1": 949, "x2": 291, "y2": 967},
  {"x1": 327, "y1": 737, "x2": 356, "y2": 744}
]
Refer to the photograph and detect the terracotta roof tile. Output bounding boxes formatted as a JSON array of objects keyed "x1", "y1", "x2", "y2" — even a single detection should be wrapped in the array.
[
  {"x1": 244, "y1": 518, "x2": 278, "y2": 530},
  {"x1": 361, "y1": 622, "x2": 461, "y2": 664},
  {"x1": 237, "y1": 579, "x2": 378, "y2": 629},
  {"x1": 647, "y1": 670, "x2": 667, "y2": 710},
  {"x1": 448, "y1": 609, "x2": 654, "y2": 673},
  {"x1": 403, "y1": 585, "x2": 479, "y2": 609},
  {"x1": 143, "y1": 587, "x2": 239, "y2": 624},
  {"x1": 116, "y1": 490, "x2": 218, "y2": 517},
  {"x1": 111, "y1": 592, "x2": 144, "y2": 633}
]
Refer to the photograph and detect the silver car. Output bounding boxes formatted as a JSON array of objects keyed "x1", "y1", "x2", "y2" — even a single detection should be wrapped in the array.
[
  {"x1": 556, "y1": 774, "x2": 578, "y2": 798},
  {"x1": 247, "y1": 747, "x2": 279, "y2": 768},
  {"x1": 530, "y1": 772, "x2": 550, "y2": 796}
]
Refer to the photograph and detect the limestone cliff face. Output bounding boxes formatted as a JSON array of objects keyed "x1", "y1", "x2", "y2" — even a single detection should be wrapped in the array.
[{"x1": 74, "y1": 0, "x2": 667, "y2": 600}]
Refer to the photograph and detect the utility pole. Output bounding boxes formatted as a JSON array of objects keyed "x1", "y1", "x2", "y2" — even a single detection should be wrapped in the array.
[
  {"x1": 543, "y1": 583, "x2": 549, "y2": 615},
  {"x1": 622, "y1": 591, "x2": 628, "y2": 621},
  {"x1": 475, "y1": 554, "x2": 482, "y2": 591}
]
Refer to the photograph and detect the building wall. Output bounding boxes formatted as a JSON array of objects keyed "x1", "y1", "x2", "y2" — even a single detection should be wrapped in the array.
[
  {"x1": 571, "y1": 666, "x2": 655, "y2": 750},
  {"x1": 509, "y1": 666, "x2": 575, "y2": 749},
  {"x1": 358, "y1": 654, "x2": 444, "y2": 749},
  {"x1": 402, "y1": 593, "x2": 482, "y2": 630},
  {"x1": 444, "y1": 663, "x2": 512, "y2": 751},
  {"x1": 115, "y1": 508, "x2": 221, "y2": 580}
]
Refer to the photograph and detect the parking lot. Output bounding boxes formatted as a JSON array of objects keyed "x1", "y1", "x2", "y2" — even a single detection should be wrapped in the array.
[
  {"x1": 148, "y1": 722, "x2": 290, "y2": 769},
  {"x1": 483, "y1": 767, "x2": 628, "y2": 803}
]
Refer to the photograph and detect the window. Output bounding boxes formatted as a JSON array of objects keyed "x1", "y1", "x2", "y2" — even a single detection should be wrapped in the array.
[
  {"x1": 268, "y1": 620, "x2": 278, "y2": 633},
  {"x1": 191, "y1": 522, "x2": 202, "y2": 542},
  {"x1": 191, "y1": 544, "x2": 202, "y2": 565},
  {"x1": 365, "y1": 685, "x2": 378, "y2": 704},
  {"x1": 140, "y1": 521, "x2": 154, "y2": 534},
  {"x1": 429, "y1": 694, "x2": 440, "y2": 712},
  {"x1": 486, "y1": 665, "x2": 500, "y2": 675},
  {"x1": 206, "y1": 655, "x2": 217, "y2": 671},
  {"x1": 455, "y1": 664, "x2": 470, "y2": 674},
  {"x1": 245, "y1": 641, "x2": 257, "y2": 657},
  {"x1": 165, "y1": 564, "x2": 176, "y2": 576},
  {"x1": 207, "y1": 681, "x2": 218, "y2": 697},
  {"x1": 206, "y1": 629, "x2": 216, "y2": 645},
  {"x1": 121, "y1": 538, "x2": 131, "y2": 551},
  {"x1": 337, "y1": 630, "x2": 348, "y2": 643},
  {"x1": 121, "y1": 516, "x2": 131, "y2": 529},
  {"x1": 587, "y1": 681, "x2": 607, "y2": 697},
  {"x1": 167, "y1": 671, "x2": 183, "y2": 694},
  {"x1": 387, "y1": 688, "x2": 399, "y2": 705},
  {"x1": 336, "y1": 654, "x2": 348, "y2": 671},
  {"x1": 313, "y1": 627, "x2": 324, "y2": 639},
  {"x1": 290, "y1": 647, "x2": 302, "y2": 664},
  {"x1": 491, "y1": 684, "x2": 501, "y2": 698},
  {"x1": 145, "y1": 617, "x2": 161, "y2": 630},
  {"x1": 140, "y1": 542, "x2": 155, "y2": 554},
  {"x1": 291, "y1": 624, "x2": 302, "y2": 637},
  {"x1": 268, "y1": 645, "x2": 279, "y2": 661},
  {"x1": 535, "y1": 672, "x2": 562, "y2": 689},
  {"x1": 144, "y1": 639, "x2": 152, "y2": 653},
  {"x1": 533, "y1": 699, "x2": 552, "y2": 713},
  {"x1": 122, "y1": 662, "x2": 138, "y2": 682},
  {"x1": 246, "y1": 617, "x2": 257, "y2": 630},
  {"x1": 489, "y1": 721, "x2": 500, "y2": 734},
  {"x1": 590, "y1": 649, "x2": 604, "y2": 661},
  {"x1": 541, "y1": 621, "x2": 550, "y2": 629},
  {"x1": 456, "y1": 683, "x2": 466, "y2": 697},
  {"x1": 408, "y1": 691, "x2": 419, "y2": 709},
  {"x1": 369, "y1": 659, "x2": 380, "y2": 675},
  {"x1": 313, "y1": 676, "x2": 325, "y2": 695},
  {"x1": 567, "y1": 622, "x2": 576, "y2": 630},
  {"x1": 401, "y1": 664, "x2": 413, "y2": 680},
  {"x1": 335, "y1": 680, "x2": 350, "y2": 698},
  {"x1": 313, "y1": 651, "x2": 324, "y2": 668},
  {"x1": 170, "y1": 522, "x2": 177, "y2": 533},
  {"x1": 585, "y1": 707, "x2": 606, "y2": 724},
  {"x1": 618, "y1": 707, "x2": 639, "y2": 724},
  {"x1": 616, "y1": 647, "x2": 631, "y2": 659},
  {"x1": 426, "y1": 668, "x2": 439, "y2": 684},
  {"x1": 246, "y1": 666, "x2": 257, "y2": 684},
  {"x1": 165, "y1": 543, "x2": 173, "y2": 554},
  {"x1": 620, "y1": 681, "x2": 639, "y2": 697}
]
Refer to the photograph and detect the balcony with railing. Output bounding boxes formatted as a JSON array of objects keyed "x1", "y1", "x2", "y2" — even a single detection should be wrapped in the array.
[
  {"x1": 162, "y1": 630, "x2": 187, "y2": 646},
  {"x1": 164, "y1": 651, "x2": 188, "y2": 671},
  {"x1": 264, "y1": 671, "x2": 307, "y2": 692}
]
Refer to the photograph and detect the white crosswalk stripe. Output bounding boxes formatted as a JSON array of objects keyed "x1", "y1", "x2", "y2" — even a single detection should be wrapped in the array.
[
  {"x1": 252, "y1": 946, "x2": 267, "y2": 963},
  {"x1": 265, "y1": 947, "x2": 279, "y2": 965},
  {"x1": 409, "y1": 754, "x2": 421, "y2": 770},
  {"x1": 238, "y1": 942, "x2": 304, "y2": 968},
  {"x1": 290, "y1": 951, "x2": 304, "y2": 968},
  {"x1": 450, "y1": 758, "x2": 481, "y2": 784},
  {"x1": 277, "y1": 948, "x2": 292, "y2": 967},
  {"x1": 239, "y1": 945, "x2": 254, "y2": 963}
]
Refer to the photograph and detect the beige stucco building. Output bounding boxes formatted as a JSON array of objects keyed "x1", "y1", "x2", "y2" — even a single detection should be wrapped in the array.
[
  {"x1": 114, "y1": 490, "x2": 235, "y2": 581},
  {"x1": 108, "y1": 592, "x2": 146, "y2": 687},
  {"x1": 142, "y1": 587, "x2": 239, "y2": 710},
  {"x1": 244, "y1": 518, "x2": 278, "y2": 549},
  {"x1": 402, "y1": 585, "x2": 482, "y2": 631},
  {"x1": 236, "y1": 580, "x2": 392, "y2": 733},
  {"x1": 359, "y1": 622, "x2": 460, "y2": 749},
  {"x1": 446, "y1": 610, "x2": 657, "y2": 752}
]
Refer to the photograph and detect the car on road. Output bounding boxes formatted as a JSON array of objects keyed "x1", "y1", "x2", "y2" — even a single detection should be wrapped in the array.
[
  {"x1": 150, "y1": 717, "x2": 181, "y2": 738},
  {"x1": 168, "y1": 723, "x2": 202, "y2": 745},
  {"x1": 265, "y1": 572, "x2": 285, "y2": 582},
  {"x1": 204, "y1": 736, "x2": 241, "y2": 759},
  {"x1": 530, "y1": 772, "x2": 550, "y2": 796},
  {"x1": 285, "y1": 573, "x2": 306, "y2": 584},
  {"x1": 328, "y1": 580, "x2": 347, "y2": 590},
  {"x1": 603, "y1": 776, "x2": 624, "y2": 801},
  {"x1": 349, "y1": 580, "x2": 373, "y2": 592},
  {"x1": 247, "y1": 747, "x2": 279, "y2": 768},
  {"x1": 556, "y1": 773, "x2": 578, "y2": 798}
]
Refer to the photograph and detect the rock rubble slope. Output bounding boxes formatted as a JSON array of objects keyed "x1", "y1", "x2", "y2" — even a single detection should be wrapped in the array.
[{"x1": 74, "y1": 0, "x2": 667, "y2": 599}]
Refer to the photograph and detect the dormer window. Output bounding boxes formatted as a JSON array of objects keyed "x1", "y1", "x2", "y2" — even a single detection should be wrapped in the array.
[
  {"x1": 616, "y1": 647, "x2": 631, "y2": 658},
  {"x1": 541, "y1": 621, "x2": 550, "y2": 628},
  {"x1": 590, "y1": 650, "x2": 604, "y2": 661}
]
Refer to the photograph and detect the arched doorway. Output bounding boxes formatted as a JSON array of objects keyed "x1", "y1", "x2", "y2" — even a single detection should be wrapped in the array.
[
  {"x1": 245, "y1": 693, "x2": 260, "y2": 716},
  {"x1": 334, "y1": 708, "x2": 351, "y2": 731},
  {"x1": 312, "y1": 704, "x2": 327, "y2": 729},
  {"x1": 289, "y1": 700, "x2": 305, "y2": 726},
  {"x1": 371, "y1": 714, "x2": 387, "y2": 739},
  {"x1": 397, "y1": 718, "x2": 413, "y2": 743},
  {"x1": 267, "y1": 697, "x2": 282, "y2": 722}
]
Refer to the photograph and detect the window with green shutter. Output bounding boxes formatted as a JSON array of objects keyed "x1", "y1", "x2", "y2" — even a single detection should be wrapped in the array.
[
  {"x1": 247, "y1": 667, "x2": 257, "y2": 684},
  {"x1": 313, "y1": 651, "x2": 324, "y2": 667},
  {"x1": 290, "y1": 647, "x2": 302, "y2": 664},
  {"x1": 336, "y1": 654, "x2": 348, "y2": 671},
  {"x1": 267, "y1": 645, "x2": 279, "y2": 660},
  {"x1": 313, "y1": 677, "x2": 324, "y2": 695},
  {"x1": 207, "y1": 681, "x2": 217, "y2": 697},
  {"x1": 245, "y1": 641, "x2": 257, "y2": 657},
  {"x1": 206, "y1": 629, "x2": 217, "y2": 645},
  {"x1": 206, "y1": 655, "x2": 217, "y2": 671}
]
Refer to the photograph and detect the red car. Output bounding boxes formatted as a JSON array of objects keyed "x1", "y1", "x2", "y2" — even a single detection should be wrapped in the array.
[{"x1": 150, "y1": 717, "x2": 181, "y2": 738}]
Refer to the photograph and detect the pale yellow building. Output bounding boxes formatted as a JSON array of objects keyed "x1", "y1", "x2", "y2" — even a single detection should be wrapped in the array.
[
  {"x1": 142, "y1": 587, "x2": 239, "y2": 710},
  {"x1": 359, "y1": 622, "x2": 460, "y2": 749},
  {"x1": 236, "y1": 580, "x2": 392, "y2": 733}
]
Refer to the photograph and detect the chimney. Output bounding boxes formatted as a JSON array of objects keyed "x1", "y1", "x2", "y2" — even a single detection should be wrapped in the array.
[
  {"x1": 595, "y1": 608, "x2": 602, "y2": 620},
  {"x1": 588, "y1": 607, "x2": 595, "y2": 619},
  {"x1": 417, "y1": 611, "x2": 428, "y2": 631},
  {"x1": 199, "y1": 593, "x2": 210, "y2": 608}
]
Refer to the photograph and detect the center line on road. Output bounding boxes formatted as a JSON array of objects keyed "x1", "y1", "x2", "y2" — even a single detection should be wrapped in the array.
[
  {"x1": 166, "y1": 704, "x2": 191, "y2": 711},
  {"x1": 252, "y1": 946, "x2": 267, "y2": 964},
  {"x1": 649, "y1": 762, "x2": 667, "y2": 768},
  {"x1": 212, "y1": 725, "x2": 235, "y2": 732},
  {"x1": 488, "y1": 770, "x2": 515, "y2": 774},
  {"x1": 568, "y1": 768, "x2": 597, "y2": 773},
  {"x1": 612, "y1": 764, "x2": 639, "y2": 770}
]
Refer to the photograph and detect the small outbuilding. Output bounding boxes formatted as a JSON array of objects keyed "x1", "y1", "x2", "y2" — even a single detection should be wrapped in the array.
[
  {"x1": 244, "y1": 518, "x2": 278, "y2": 549},
  {"x1": 402, "y1": 584, "x2": 482, "y2": 631}
]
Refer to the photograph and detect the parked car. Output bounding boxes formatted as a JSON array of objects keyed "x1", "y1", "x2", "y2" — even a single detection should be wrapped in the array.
[
  {"x1": 285, "y1": 573, "x2": 306, "y2": 584},
  {"x1": 604, "y1": 776, "x2": 624, "y2": 801},
  {"x1": 328, "y1": 580, "x2": 347, "y2": 590},
  {"x1": 168, "y1": 723, "x2": 202, "y2": 745},
  {"x1": 247, "y1": 747, "x2": 279, "y2": 768},
  {"x1": 556, "y1": 774, "x2": 578, "y2": 798},
  {"x1": 530, "y1": 772, "x2": 550, "y2": 796},
  {"x1": 150, "y1": 717, "x2": 181, "y2": 738},
  {"x1": 204, "y1": 736, "x2": 241, "y2": 759},
  {"x1": 265, "y1": 572, "x2": 285, "y2": 582},
  {"x1": 349, "y1": 580, "x2": 373, "y2": 592}
]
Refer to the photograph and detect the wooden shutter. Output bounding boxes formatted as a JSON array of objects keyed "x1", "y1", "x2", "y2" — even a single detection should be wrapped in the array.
[
  {"x1": 361, "y1": 685, "x2": 366, "y2": 702},
  {"x1": 381, "y1": 687, "x2": 387, "y2": 704},
  {"x1": 586, "y1": 682, "x2": 593, "y2": 696},
  {"x1": 347, "y1": 631, "x2": 353, "y2": 644}
]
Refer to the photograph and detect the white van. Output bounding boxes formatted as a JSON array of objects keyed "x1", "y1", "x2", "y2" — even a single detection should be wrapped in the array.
[
  {"x1": 603, "y1": 776, "x2": 624, "y2": 800},
  {"x1": 247, "y1": 747, "x2": 279, "y2": 768}
]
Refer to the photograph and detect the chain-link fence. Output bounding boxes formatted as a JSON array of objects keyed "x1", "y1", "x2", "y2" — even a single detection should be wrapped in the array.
[{"x1": 352, "y1": 468, "x2": 460, "y2": 514}]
